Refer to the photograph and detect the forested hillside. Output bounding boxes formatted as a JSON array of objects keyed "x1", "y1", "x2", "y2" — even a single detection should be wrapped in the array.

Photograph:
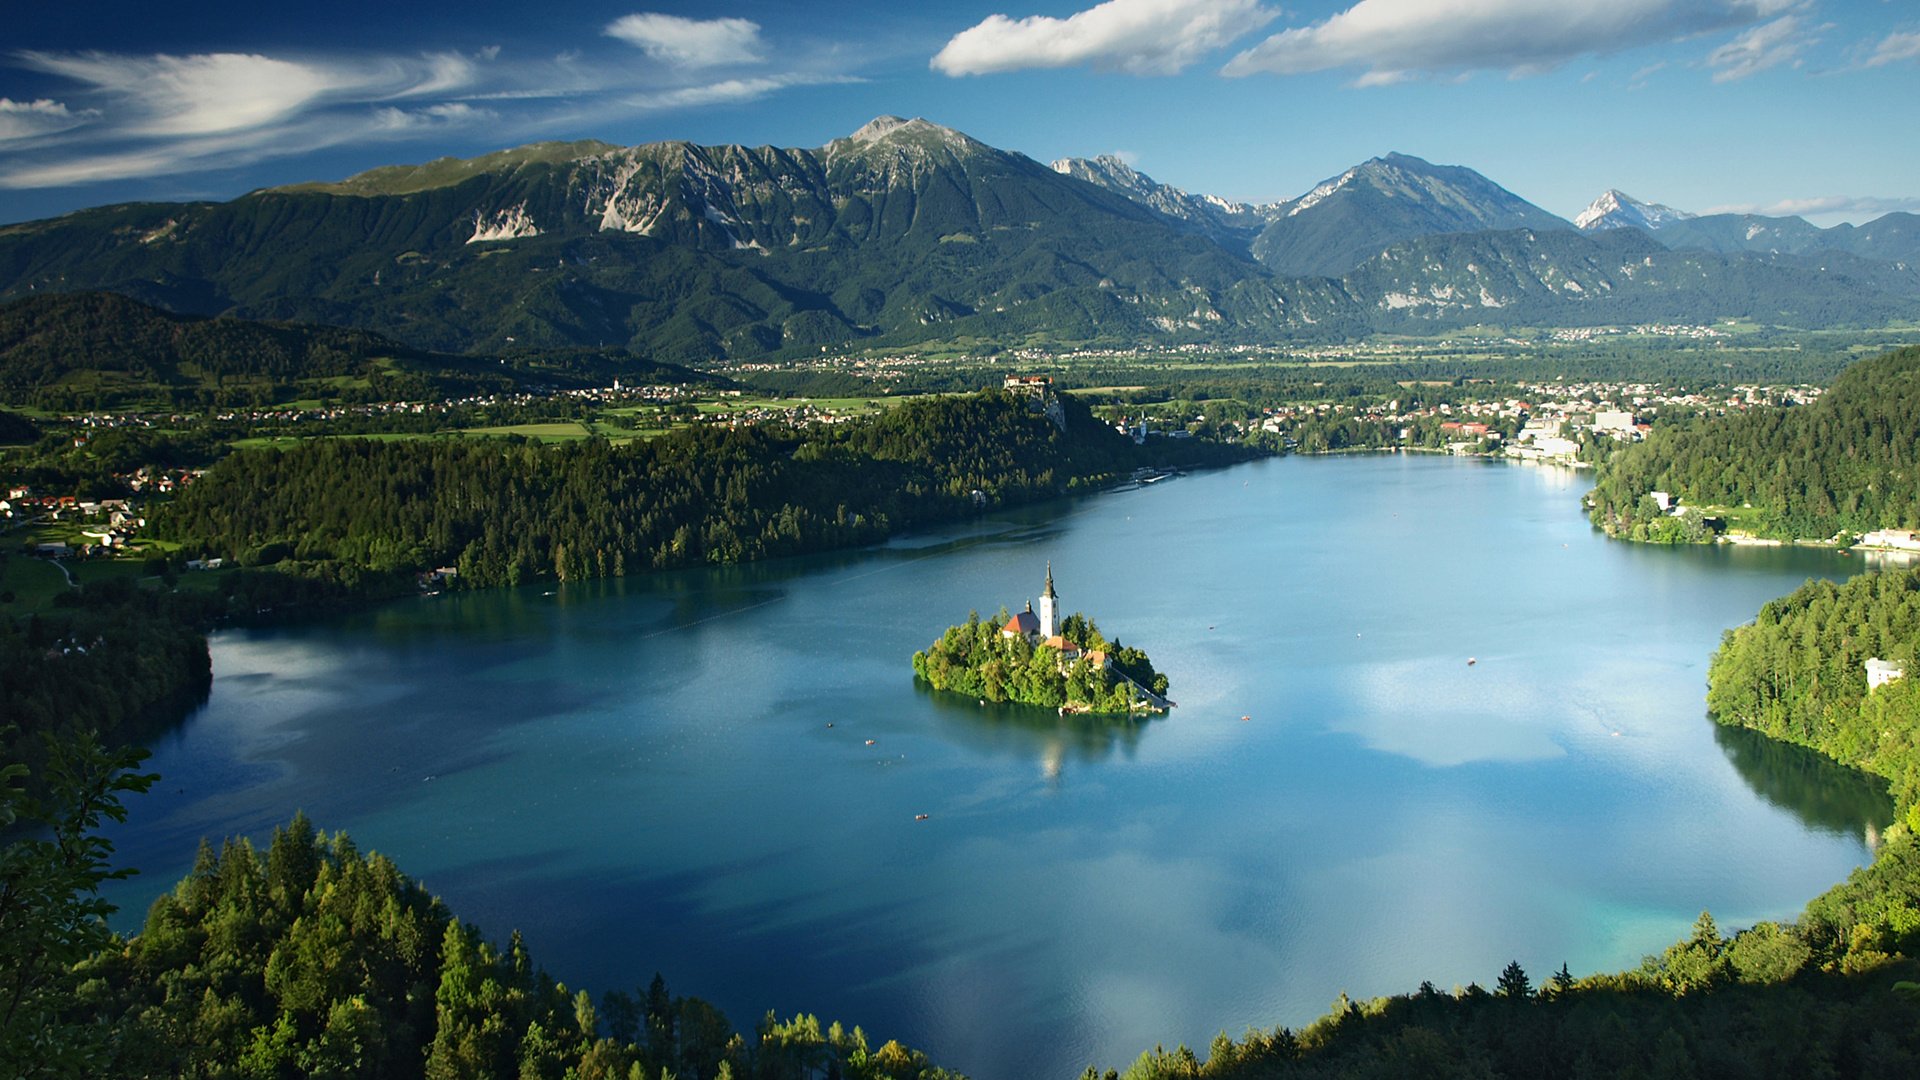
[
  {"x1": 1707, "y1": 567, "x2": 1920, "y2": 809},
  {"x1": 0, "y1": 292, "x2": 716, "y2": 410},
  {"x1": 0, "y1": 292, "x2": 482, "y2": 409},
  {"x1": 1589, "y1": 345, "x2": 1920, "y2": 540},
  {"x1": 0, "y1": 576, "x2": 210, "y2": 788},
  {"x1": 155, "y1": 390, "x2": 1223, "y2": 588},
  {"x1": 25, "y1": 807, "x2": 958, "y2": 1079}
]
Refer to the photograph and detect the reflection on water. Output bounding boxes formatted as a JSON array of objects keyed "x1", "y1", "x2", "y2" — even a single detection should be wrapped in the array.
[
  {"x1": 1712, "y1": 722, "x2": 1894, "y2": 844},
  {"x1": 102, "y1": 454, "x2": 1890, "y2": 1080},
  {"x1": 914, "y1": 680, "x2": 1154, "y2": 780}
]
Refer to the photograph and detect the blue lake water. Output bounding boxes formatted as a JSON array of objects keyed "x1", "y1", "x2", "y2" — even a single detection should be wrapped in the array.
[{"x1": 104, "y1": 454, "x2": 1892, "y2": 1079}]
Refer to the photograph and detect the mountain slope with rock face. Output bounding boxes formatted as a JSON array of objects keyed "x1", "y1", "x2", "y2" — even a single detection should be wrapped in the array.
[
  {"x1": 1249, "y1": 152, "x2": 1573, "y2": 277},
  {"x1": 1, "y1": 119, "x2": 1914, "y2": 357},
  {"x1": 1050, "y1": 154, "x2": 1287, "y2": 249}
]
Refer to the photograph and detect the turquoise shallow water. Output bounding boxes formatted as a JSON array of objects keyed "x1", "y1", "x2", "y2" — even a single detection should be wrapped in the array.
[{"x1": 104, "y1": 454, "x2": 1892, "y2": 1079}]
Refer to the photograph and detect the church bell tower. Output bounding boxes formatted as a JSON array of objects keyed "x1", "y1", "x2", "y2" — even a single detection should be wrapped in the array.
[{"x1": 1038, "y1": 561, "x2": 1058, "y2": 639}]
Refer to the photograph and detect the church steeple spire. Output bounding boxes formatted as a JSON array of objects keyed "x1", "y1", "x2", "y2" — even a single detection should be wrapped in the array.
[{"x1": 1038, "y1": 561, "x2": 1058, "y2": 639}]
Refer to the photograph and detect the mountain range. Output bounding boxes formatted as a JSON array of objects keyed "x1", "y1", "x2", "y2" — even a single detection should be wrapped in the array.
[
  {"x1": 1573, "y1": 188, "x2": 1920, "y2": 264},
  {"x1": 1, "y1": 115, "x2": 1916, "y2": 362}
]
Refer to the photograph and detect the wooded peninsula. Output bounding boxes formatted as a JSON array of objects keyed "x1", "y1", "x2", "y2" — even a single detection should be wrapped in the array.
[{"x1": 1589, "y1": 345, "x2": 1920, "y2": 544}]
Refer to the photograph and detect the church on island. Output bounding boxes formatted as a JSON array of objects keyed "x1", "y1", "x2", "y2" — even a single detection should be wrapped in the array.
[
  {"x1": 912, "y1": 561, "x2": 1168, "y2": 715},
  {"x1": 1000, "y1": 562, "x2": 1106, "y2": 670}
]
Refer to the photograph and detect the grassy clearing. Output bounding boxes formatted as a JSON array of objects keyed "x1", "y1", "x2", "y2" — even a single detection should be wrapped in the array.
[
  {"x1": 229, "y1": 432, "x2": 455, "y2": 449},
  {"x1": 0, "y1": 554, "x2": 73, "y2": 611},
  {"x1": 461, "y1": 421, "x2": 595, "y2": 440},
  {"x1": 68, "y1": 559, "x2": 153, "y2": 590}
]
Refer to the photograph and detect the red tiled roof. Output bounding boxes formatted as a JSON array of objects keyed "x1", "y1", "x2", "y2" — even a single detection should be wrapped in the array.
[{"x1": 1003, "y1": 611, "x2": 1039, "y2": 635}]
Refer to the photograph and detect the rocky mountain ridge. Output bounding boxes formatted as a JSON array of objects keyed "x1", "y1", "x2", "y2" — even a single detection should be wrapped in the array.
[{"x1": 1, "y1": 117, "x2": 1914, "y2": 359}]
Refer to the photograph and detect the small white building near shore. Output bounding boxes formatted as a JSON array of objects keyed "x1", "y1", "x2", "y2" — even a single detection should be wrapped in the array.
[{"x1": 1858, "y1": 529, "x2": 1920, "y2": 552}]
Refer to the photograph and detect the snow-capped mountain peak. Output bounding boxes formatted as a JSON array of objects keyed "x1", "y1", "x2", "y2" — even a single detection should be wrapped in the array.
[
  {"x1": 1048, "y1": 154, "x2": 1289, "y2": 239},
  {"x1": 1575, "y1": 189, "x2": 1694, "y2": 232},
  {"x1": 1287, "y1": 167, "x2": 1360, "y2": 218}
]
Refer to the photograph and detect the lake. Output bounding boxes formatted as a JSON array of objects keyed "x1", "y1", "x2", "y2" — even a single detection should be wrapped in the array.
[{"x1": 103, "y1": 454, "x2": 1893, "y2": 1079}]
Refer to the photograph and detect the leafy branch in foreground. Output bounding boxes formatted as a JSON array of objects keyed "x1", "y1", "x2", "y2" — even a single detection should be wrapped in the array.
[{"x1": 0, "y1": 731, "x2": 154, "y2": 1077}]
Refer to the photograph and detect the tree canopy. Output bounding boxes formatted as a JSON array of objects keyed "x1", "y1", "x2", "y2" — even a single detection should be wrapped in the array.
[
  {"x1": 156, "y1": 390, "x2": 1235, "y2": 589},
  {"x1": 912, "y1": 609, "x2": 1168, "y2": 714},
  {"x1": 1590, "y1": 345, "x2": 1920, "y2": 541}
]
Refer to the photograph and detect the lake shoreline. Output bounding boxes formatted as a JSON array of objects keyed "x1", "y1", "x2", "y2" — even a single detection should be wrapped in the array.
[{"x1": 99, "y1": 452, "x2": 1891, "y2": 1080}]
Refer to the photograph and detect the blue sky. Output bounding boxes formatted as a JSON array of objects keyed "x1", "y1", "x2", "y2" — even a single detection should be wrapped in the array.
[{"x1": 2, "y1": 1, "x2": 1916, "y2": 227}]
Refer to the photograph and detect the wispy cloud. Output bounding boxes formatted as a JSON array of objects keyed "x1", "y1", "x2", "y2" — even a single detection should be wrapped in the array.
[
  {"x1": 1706, "y1": 194, "x2": 1920, "y2": 218},
  {"x1": 373, "y1": 101, "x2": 497, "y2": 132},
  {"x1": 402, "y1": 52, "x2": 485, "y2": 98},
  {"x1": 1222, "y1": 0, "x2": 1797, "y2": 83},
  {"x1": 604, "y1": 13, "x2": 764, "y2": 68},
  {"x1": 626, "y1": 73, "x2": 860, "y2": 111},
  {"x1": 12, "y1": 49, "x2": 507, "y2": 139},
  {"x1": 0, "y1": 22, "x2": 852, "y2": 191},
  {"x1": 1863, "y1": 29, "x2": 1920, "y2": 68},
  {"x1": 932, "y1": 0, "x2": 1276, "y2": 77},
  {"x1": 16, "y1": 52, "x2": 373, "y2": 137},
  {"x1": 1705, "y1": 15, "x2": 1815, "y2": 81},
  {"x1": 0, "y1": 99, "x2": 498, "y2": 190},
  {"x1": 0, "y1": 97, "x2": 93, "y2": 141}
]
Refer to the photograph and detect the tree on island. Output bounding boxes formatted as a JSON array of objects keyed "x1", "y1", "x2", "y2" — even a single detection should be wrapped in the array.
[{"x1": 912, "y1": 609, "x2": 1167, "y2": 715}]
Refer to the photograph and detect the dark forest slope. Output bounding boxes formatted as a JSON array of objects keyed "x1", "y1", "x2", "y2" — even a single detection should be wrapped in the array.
[{"x1": 1590, "y1": 345, "x2": 1920, "y2": 540}]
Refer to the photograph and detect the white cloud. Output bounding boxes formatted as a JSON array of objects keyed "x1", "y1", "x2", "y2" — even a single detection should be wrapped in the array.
[
  {"x1": 0, "y1": 36, "x2": 853, "y2": 192},
  {"x1": 1864, "y1": 29, "x2": 1920, "y2": 68},
  {"x1": 14, "y1": 50, "x2": 486, "y2": 139},
  {"x1": 1222, "y1": 0, "x2": 1796, "y2": 83},
  {"x1": 0, "y1": 49, "x2": 492, "y2": 188},
  {"x1": 604, "y1": 13, "x2": 764, "y2": 68},
  {"x1": 400, "y1": 52, "x2": 483, "y2": 98},
  {"x1": 1705, "y1": 15, "x2": 1814, "y2": 81},
  {"x1": 373, "y1": 102, "x2": 495, "y2": 131},
  {"x1": 17, "y1": 52, "x2": 349, "y2": 136},
  {"x1": 1706, "y1": 194, "x2": 1920, "y2": 218},
  {"x1": 0, "y1": 145, "x2": 227, "y2": 189},
  {"x1": 0, "y1": 98, "x2": 93, "y2": 141},
  {"x1": 627, "y1": 73, "x2": 860, "y2": 111},
  {"x1": 932, "y1": 0, "x2": 1276, "y2": 77}
]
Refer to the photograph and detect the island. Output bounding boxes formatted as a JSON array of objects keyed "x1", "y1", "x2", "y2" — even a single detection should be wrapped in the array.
[{"x1": 912, "y1": 563, "x2": 1171, "y2": 715}]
